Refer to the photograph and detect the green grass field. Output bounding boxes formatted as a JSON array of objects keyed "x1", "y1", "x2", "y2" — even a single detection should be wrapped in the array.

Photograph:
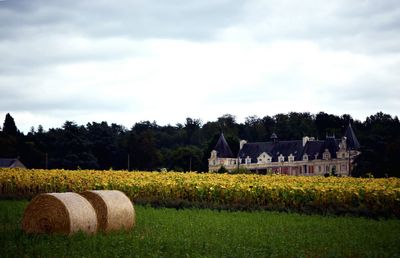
[{"x1": 1, "y1": 200, "x2": 400, "y2": 257}]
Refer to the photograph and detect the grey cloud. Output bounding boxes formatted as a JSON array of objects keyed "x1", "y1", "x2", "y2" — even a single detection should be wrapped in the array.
[
  {"x1": 0, "y1": 36, "x2": 149, "y2": 76},
  {"x1": 0, "y1": 87, "x2": 127, "y2": 113},
  {"x1": 241, "y1": 0, "x2": 400, "y2": 54},
  {"x1": 0, "y1": 0, "x2": 399, "y2": 125},
  {"x1": 324, "y1": 66, "x2": 400, "y2": 113},
  {"x1": 0, "y1": 0, "x2": 246, "y2": 75},
  {"x1": 0, "y1": 0, "x2": 245, "y2": 41}
]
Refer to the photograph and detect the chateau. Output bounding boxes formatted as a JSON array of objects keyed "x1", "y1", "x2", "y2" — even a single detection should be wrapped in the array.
[{"x1": 208, "y1": 124, "x2": 361, "y2": 176}]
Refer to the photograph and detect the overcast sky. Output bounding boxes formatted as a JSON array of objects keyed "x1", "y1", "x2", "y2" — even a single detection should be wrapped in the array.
[{"x1": 1, "y1": 0, "x2": 399, "y2": 133}]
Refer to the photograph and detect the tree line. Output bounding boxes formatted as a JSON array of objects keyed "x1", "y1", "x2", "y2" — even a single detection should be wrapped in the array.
[{"x1": 0, "y1": 112, "x2": 399, "y2": 177}]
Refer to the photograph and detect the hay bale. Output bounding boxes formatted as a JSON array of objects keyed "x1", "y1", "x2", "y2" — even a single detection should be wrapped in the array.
[
  {"x1": 22, "y1": 192, "x2": 98, "y2": 235},
  {"x1": 80, "y1": 190, "x2": 135, "y2": 232}
]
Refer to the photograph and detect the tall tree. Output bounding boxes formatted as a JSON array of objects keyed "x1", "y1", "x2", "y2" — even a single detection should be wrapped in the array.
[
  {"x1": 184, "y1": 118, "x2": 202, "y2": 145},
  {"x1": 126, "y1": 122, "x2": 161, "y2": 171},
  {"x1": 3, "y1": 113, "x2": 18, "y2": 136},
  {"x1": 86, "y1": 121, "x2": 124, "y2": 170},
  {"x1": 354, "y1": 112, "x2": 400, "y2": 177},
  {"x1": 315, "y1": 112, "x2": 342, "y2": 138},
  {"x1": 46, "y1": 121, "x2": 98, "y2": 169}
]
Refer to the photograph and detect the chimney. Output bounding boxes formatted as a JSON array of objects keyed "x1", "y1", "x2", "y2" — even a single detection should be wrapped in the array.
[
  {"x1": 302, "y1": 136, "x2": 309, "y2": 146},
  {"x1": 240, "y1": 140, "x2": 247, "y2": 150}
]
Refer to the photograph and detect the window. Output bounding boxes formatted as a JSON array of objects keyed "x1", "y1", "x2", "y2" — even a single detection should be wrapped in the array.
[
  {"x1": 323, "y1": 149, "x2": 331, "y2": 160},
  {"x1": 278, "y1": 154, "x2": 284, "y2": 162},
  {"x1": 303, "y1": 154, "x2": 308, "y2": 161},
  {"x1": 245, "y1": 156, "x2": 252, "y2": 164},
  {"x1": 258, "y1": 152, "x2": 270, "y2": 164}
]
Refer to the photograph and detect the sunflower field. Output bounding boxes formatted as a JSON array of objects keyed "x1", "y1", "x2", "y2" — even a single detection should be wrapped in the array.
[{"x1": 1, "y1": 168, "x2": 399, "y2": 217}]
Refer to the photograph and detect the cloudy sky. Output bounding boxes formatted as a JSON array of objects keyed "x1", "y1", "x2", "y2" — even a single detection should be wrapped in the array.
[{"x1": 1, "y1": 0, "x2": 399, "y2": 132}]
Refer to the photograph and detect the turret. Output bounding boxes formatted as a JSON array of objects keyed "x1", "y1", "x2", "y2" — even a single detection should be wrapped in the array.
[
  {"x1": 213, "y1": 133, "x2": 234, "y2": 158},
  {"x1": 345, "y1": 123, "x2": 360, "y2": 150}
]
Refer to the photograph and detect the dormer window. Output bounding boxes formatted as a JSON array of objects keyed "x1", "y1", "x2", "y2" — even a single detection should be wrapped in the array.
[
  {"x1": 245, "y1": 156, "x2": 252, "y2": 164},
  {"x1": 257, "y1": 152, "x2": 271, "y2": 164},
  {"x1": 278, "y1": 154, "x2": 284, "y2": 162},
  {"x1": 323, "y1": 149, "x2": 331, "y2": 160},
  {"x1": 303, "y1": 154, "x2": 308, "y2": 161},
  {"x1": 288, "y1": 154, "x2": 295, "y2": 162}
]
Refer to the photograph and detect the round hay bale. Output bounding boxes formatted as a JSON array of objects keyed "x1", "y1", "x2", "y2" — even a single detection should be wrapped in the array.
[
  {"x1": 80, "y1": 190, "x2": 135, "y2": 232},
  {"x1": 22, "y1": 192, "x2": 98, "y2": 235}
]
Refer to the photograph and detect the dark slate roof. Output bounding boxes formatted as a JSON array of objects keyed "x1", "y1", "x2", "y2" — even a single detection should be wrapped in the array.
[
  {"x1": 302, "y1": 140, "x2": 324, "y2": 160},
  {"x1": 239, "y1": 138, "x2": 341, "y2": 162},
  {"x1": 345, "y1": 124, "x2": 360, "y2": 149},
  {"x1": 214, "y1": 133, "x2": 234, "y2": 158},
  {"x1": 239, "y1": 142, "x2": 273, "y2": 162},
  {"x1": 0, "y1": 158, "x2": 26, "y2": 168},
  {"x1": 321, "y1": 137, "x2": 339, "y2": 159},
  {"x1": 239, "y1": 140, "x2": 304, "y2": 162},
  {"x1": 272, "y1": 141, "x2": 303, "y2": 160}
]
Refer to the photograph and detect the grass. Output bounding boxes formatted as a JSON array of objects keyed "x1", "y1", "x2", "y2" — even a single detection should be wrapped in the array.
[{"x1": 1, "y1": 200, "x2": 400, "y2": 257}]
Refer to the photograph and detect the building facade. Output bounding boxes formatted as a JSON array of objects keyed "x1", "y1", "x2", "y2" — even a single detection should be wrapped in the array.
[{"x1": 208, "y1": 124, "x2": 361, "y2": 176}]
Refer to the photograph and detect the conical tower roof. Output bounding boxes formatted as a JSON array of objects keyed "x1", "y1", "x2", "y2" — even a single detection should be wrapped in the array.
[
  {"x1": 345, "y1": 123, "x2": 360, "y2": 149},
  {"x1": 214, "y1": 133, "x2": 234, "y2": 158}
]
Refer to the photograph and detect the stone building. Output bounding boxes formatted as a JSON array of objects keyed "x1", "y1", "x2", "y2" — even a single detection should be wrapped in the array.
[{"x1": 208, "y1": 124, "x2": 361, "y2": 176}]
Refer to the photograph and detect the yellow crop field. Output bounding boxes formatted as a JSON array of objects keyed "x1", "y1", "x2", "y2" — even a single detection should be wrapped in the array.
[{"x1": 1, "y1": 168, "x2": 399, "y2": 217}]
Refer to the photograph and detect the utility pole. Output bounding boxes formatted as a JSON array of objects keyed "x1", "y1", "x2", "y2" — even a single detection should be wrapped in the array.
[{"x1": 127, "y1": 154, "x2": 130, "y2": 171}]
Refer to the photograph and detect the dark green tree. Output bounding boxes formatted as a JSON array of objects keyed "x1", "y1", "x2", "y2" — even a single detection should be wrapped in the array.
[
  {"x1": 184, "y1": 118, "x2": 202, "y2": 145},
  {"x1": 0, "y1": 131, "x2": 17, "y2": 158},
  {"x1": 2, "y1": 113, "x2": 18, "y2": 136},
  {"x1": 46, "y1": 121, "x2": 98, "y2": 169},
  {"x1": 125, "y1": 122, "x2": 161, "y2": 171},
  {"x1": 168, "y1": 145, "x2": 203, "y2": 172},
  {"x1": 86, "y1": 122, "x2": 125, "y2": 170},
  {"x1": 315, "y1": 112, "x2": 342, "y2": 138}
]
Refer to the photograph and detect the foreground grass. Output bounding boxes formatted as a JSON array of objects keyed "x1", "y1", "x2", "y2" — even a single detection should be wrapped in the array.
[{"x1": 1, "y1": 200, "x2": 400, "y2": 257}]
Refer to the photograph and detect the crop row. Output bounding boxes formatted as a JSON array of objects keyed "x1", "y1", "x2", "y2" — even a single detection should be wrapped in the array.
[{"x1": 1, "y1": 168, "x2": 400, "y2": 217}]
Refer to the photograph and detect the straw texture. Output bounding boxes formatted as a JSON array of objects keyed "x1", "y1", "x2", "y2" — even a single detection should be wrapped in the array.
[
  {"x1": 80, "y1": 190, "x2": 135, "y2": 232},
  {"x1": 22, "y1": 192, "x2": 98, "y2": 235}
]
